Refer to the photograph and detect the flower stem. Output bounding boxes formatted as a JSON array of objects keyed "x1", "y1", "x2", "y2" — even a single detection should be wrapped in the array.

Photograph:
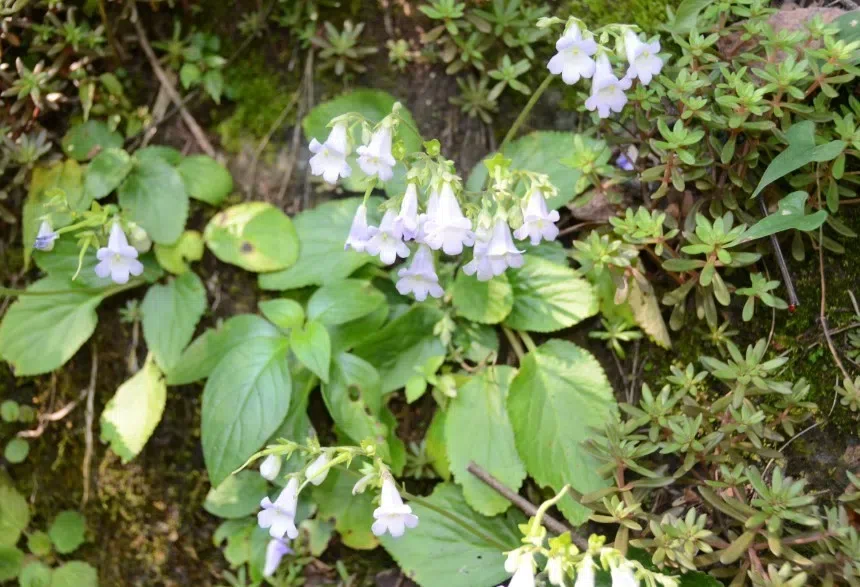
[
  {"x1": 499, "y1": 73, "x2": 555, "y2": 152},
  {"x1": 502, "y1": 326, "x2": 526, "y2": 362},
  {"x1": 0, "y1": 281, "x2": 143, "y2": 298},
  {"x1": 518, "y1": 331, "x2": 537, "y2": 353}
]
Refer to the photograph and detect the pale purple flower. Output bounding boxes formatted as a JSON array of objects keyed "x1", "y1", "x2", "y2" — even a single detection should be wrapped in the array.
[
  {"x1": 257, "y1": 477, "x2": 299, "y2": 540},
  {"x1": 462, "y1": 222, "x2": 494, "y2": 281},
  {"x1": 304, "y1": 452, "x2": 331, "y2": 486},
  {"x1": 371, "y1": 476, "x2": 419, "y2": 538},
  {"x1": 624, "y1": 29, "x2": 663, "y2": 86},
  {"x1": 357, "y1": 126, "x2": 396, "y2": 181},
  {"x1": 94, "y1": 223, "x2": 144, "y2": 284},
  {"x1": 396, "y1": 244, "x2": 443, "y2": 301},
  {"x1": 480, "y1": 217, "x2": 524, "y2": 278},
  {"x1": 365, "y1": 210, "x2": 410, "y2": 265},
  {"x1": 547, "y1": 24, "x2": 597, "y2": 85},
  {"x1": 263, "y1": 538, "x2": 293, "y2": 577},
  {"x1": 309, "y1": 122, "x2": 352, "y2": 184},
  {"x1": 585, "y1": 54, "x2": 632, "y2": 119},
  {"x1": 344, "y1": 203, "x2": 375, "y2": 252},
  {"x1": 514, "y1": 189, "x2": 560, "y2": 246},
  {"x1": 421, "y1": 182, "x2": 475, "y2": 255},
  {"x1": 616, "y1": 153, "x2": 635, "y2": 171},
  {"x1": 33, "y1": 220, "x2": 58, "y2": 251},
  {"x1": 610, "y1": 563, "x2": 638, "y2": 587},
  {"x1": 260, "y1": 455, "x2": 282, "y2": 482},
  {"x1": 395, "y1": 183, "x2": 420, "y2": 240}
]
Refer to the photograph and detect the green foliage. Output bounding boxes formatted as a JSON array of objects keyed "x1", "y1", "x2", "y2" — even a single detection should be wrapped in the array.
[
  {"x1": 141, "y1": 272, "x2": 207, "y2": 372},
  {"x1": 204, "y1": 471, "x2": 269, "y2": 519},
  {"x1": 204, "y1": 202, "x2": 299, "y2": 272},
  {"x1": 47, "y1": 511, "x2": 86, "y2": 554}
]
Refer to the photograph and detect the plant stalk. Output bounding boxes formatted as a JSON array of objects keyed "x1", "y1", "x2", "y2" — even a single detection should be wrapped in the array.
[{"x1": 499, "y1": 73, "x2": 554, "y2": 152}]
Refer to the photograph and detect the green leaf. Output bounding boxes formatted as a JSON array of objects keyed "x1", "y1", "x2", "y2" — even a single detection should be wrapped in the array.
[
  {"x1": 0, "y1": 546, "x2": 22, "y2": 582},
  {"x1": 426, "y1": 409, "x2": 451, "y2": 480},
  {"x1": 135, "y1": 146, "x2": 183, "y2": 166},
  {"x1": 835, "y1": 10, "x2": 860, "y2": 45},
  {"x1": 446, "y1": 366, "x2": 525, "y2": 516},
  {"x1": 504, "y1": 257, "x2": 598, "y2": 332},
  {"x1": 466, "y1": 132, "x2": 595, "y2": 209},
  {"x1": 118, "y1": 155, "x2": 189, "y2": 245},
  {"x1": 328, "y1": 303, "x2": 389, "y2": 353},
  {"x1": 204, "y1": 470, "x2": 270, "y2": 519},
  {"x1": 666, "y1": 0, "x2": 714, "y2": 33},
  {"x1": 4, "y1": 438, "x2": 28, "y2": 463},
  {"x1": 628, "y1": 280, "x2": 671, "y2": 349},
  {"x1": 202, "y1": 336, "x2": 292, "y2": 486},
  {"x1": 741, "y1": 191, "x2": 827, "y2": 242},
  {"x1": 353, "y1": 305, "x2": 445, "y2": 393},
  {"x1": 141, "y1": 273, "x2": 207, "y2": 372},
  {"x1": 0, "y1": 484, "x2": 29, "y2": 546},
  {"x1": 259, "y1": 299, "x2": 305, "y2": 330},
  {"x1": 508, "y1": 340, "x2": 617, "y2": 523},
  {"x1": 49, "y1": 561, "x2": 98, "y2": 587},
  {"x1": 100, "y1": 354, "x2": 167, "y2": 463},
  {"x1": 290, "y1": 320, "x2": 331, "y2": 383},
  {"x1": 180, "y1": 62, "x2": 201, "y2": 88},
  {"x1": 166, "y1": 314, "x2": 281, "y2": 385},
  {"x1": 751, "y1": 121, "x2": 846, "y2": 198},
  {"x1": 22, "y1": 161, "x2": 78, "y2": 268},
  {"x1": 259, "y1": 197, "x2": 382, "y2": 291},
  {"x1": 303, "y1": 90, "x2": 422, "y2": 196},
  {"x1": 177, "y1": 155, "x2": 233, "y2": 205},
  {"x1": 48, "y1": 511, "x2": 86, "y2": 554},
  {"x1": 203, "y1": 69, "x2": 224, "y2": 102},
  {"x1": 84, "y1": 148, "x2": 132, "y2": 201},
  {"x1": 0, "y1": 276, "x2": 106, "y2": 376},
  {"x1": 307, "y1": 279, "x2": 386, "y2": 325},
  {"x1": 62, "y1": 119, "x2": 122, "y2": 161},
  {"x1": 313, "y1": 469, "x2": 379, "y2": 550},
  {"x1": 27, "y1": 531, "x2": 52, "y2": 556},
  {"x1": 33, "y1": 239, "x2": 162, "y2": 289},
  {"x1": 450, "y1": 272, "x2": 513, "y2": 325},
  {"x1": 379, "y1": 483, "x2": 523, "y2": 587},
  {"x1": 19, "y1": 561, "x2": 53, "y2": 587},
  {"x1": 204, "y1": 202, "x2": 298, "y2": 272},
  {"x1": 154, "y1": 230, "x2": 205, "y2": 275}
]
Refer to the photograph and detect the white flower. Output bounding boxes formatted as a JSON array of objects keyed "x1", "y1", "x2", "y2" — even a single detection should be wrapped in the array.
[
  {"x1": 366, "y1": 210, "x2": 410, "y2": 265},
  {"x1": 547, "y1": 24, "x2": 597, "y2": 85},
  {"x1": 309, "y1": 122, "x2": 352, "y2": 184},
  {"x1": 263, "y1": 538, "x2": 292, "y2": 577},
  {"x1": 514, "y1": 189, "x2": 560, "y2": 245},
  {"x1": 611, "y1": 563, "x2": 639, "y2": 587},
  {"x1": 344, "y1": 203, "x2": 375, "y2": 252},
  {"x1": 481, "y1": 217, "x2": 524, "y2": 278},
  {"x1": 357, "y1": 125, "x2": 396, "y2": 181},
  {"x1": 422, "y1": 182, "x2": 475, "y2": 255},
  {"x1": 305, "y1": 452, "x2": 331, "y2": 486},
  {"x1": 546, "y1": 556, "x2": 566, "y2": 586},
  {"x1": 396, "y1": 244, "x2": 444, "y2": 301},
  {"x1": 257, "y1": 477, "x2": 299, "y2": 540},
  {"x1": 504, "y1": 552, "x2": 536, "y2": 587},
  {"x1": 395, "y1": 183, "x2": 420, "y2": 240},
  {"x1": 585, "y1": 54, "x2": 632, "y2": 119},
  {"x1": 371, "y1": 476, "x2": 419, "y2": 538},
  {"x1": 575, "y1": 557, "x2": 596, "y2": 587},
  {"x1": 462, "y1": 221, "x2": 494, "y2": 281},
  {"x1": 33, "y1": 220, "x2": 58, "y2": 251},
  {"x1": 128, "y1": 224, "x2": 151, "y2": 253},
  {"x1": 415, "y1": 188, "x2": 440, "y2": 243},
  {"x1": 94, "y1": 223, "x2": 144, "y2": 285},
  {"x1": 624, "y1": 29, "x2": 663, "y2": 86},
  {"x1": 351, "y1": 472, "x2": 375, "y2": 495},
  {"x1": 260, "y1": 455, "x2": 282, "y2": 482}
]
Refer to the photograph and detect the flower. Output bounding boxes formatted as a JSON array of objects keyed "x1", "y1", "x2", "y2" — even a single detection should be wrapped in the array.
[
  {"x1": 422, "y1": 182, "x2": 475, "y2": 255},
  {"x1": 616, "y1": 153, "x2": 635, "y2": 171},
  {"x1": 480, "y1": 217, "x2": 524, "y2": 278},
  {"x1": 415, "y1": 188, "x2": 440, "y2": 243},
  {"x1": 309, "y1": 122, "x2": 352, "y2": 184},
  {"x1": 463, "y1": 221, "x2": 495, "y2": 281},
  {"x1": 624, "y1": 29, "x2": 663, "y2": 86},
  {"x1": 547, "y1": 24, "x2": 597, "y2": 85},
  {"x1": 344, "y1": 203, "x2": 375, "y2": 252},
  {"x1": 128, "y1": 224, "x2": 151, "y2": 253},
  {"x1": 305, "y1": 452, "x2": 331, "y2": 486},
  {"x1": 585, "y1": 54, "x2": 632, "y2": 119},
  {"x1": 357, "y1": 125, "x2": 396, "y2": 181},
  {"x1": 257, "y1": 477, "x2": 299, "y2": 540},
  {"x1": 395, "y1": 183, "x2": 420, "y2": 240},
  {"x1": 396, "y1": 244, "x2": 444, "y2": 301},
  {"x1": 574, "y1": 557, "x2": 596, "y2": 587},
  {"x1": 33, "y1": 220, "x2": 58, "y2": 251},
  {"x1": 260, "y1": 455, "x2": 282, "y2": 482},
  {"x1": 94, "y1": 223, "x2": 145, "y2": 285},
  {"x1": 371, "y1": 476, "x2": 419, "y2": 538},
  {"x1": 352, "y1": 472, "x2": 375, "y2": 495},
  {"x1": 610, "y1": 563, "x2": 638, "y2": 587},
  {"x1": 263, "y1": 538, "x2": 293, "y2": 577},
  {"x1": 514, "y1": 189, "x2": 560, "y2": 246},
  {"x1": 366, "y1": 210, "x2": 410, "y2": 265},
  {"x1": 503, "y1": 551, "x2": 535, "y2": 587},
  {"x1": 546, "y1": 556, "x2": 566, "y2": 586}
]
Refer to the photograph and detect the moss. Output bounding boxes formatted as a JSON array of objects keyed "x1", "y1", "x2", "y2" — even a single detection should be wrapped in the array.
[{"x1": 569, "y1": 0, "x2": 678, "y2": 33}]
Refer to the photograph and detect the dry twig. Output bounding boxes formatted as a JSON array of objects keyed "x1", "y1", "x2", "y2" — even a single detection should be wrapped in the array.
[{"x1": 82, "y1": 346, "x2": 98, "y2": 506}]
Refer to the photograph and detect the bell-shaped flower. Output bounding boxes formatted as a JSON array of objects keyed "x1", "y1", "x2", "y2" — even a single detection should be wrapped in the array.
[
  {"x1": 546, "y1": 556, "x2": 566, "y2": 586},
  {"x1": 624, "y1": 29, "x2": 663, "y2": 86},
  {"x1": 395, "y1": 183, "x2": 420, "y2": 240},
  {"x1": 483, "y1": 217, "x2": 524, "y2": 277},
  {"x1": 352, "y1": 472, "x2": 375, "y2": 495},
  {"x1": 94, "y1": 223, "x2": 145, "y2": 285},
  {"x1": 415, "y1": 188, "x2": 439, "y2": 243},
  {"x1": 585, "y1": 54, "x2": 632, "y2": 119},
  {"x1": 610, "y1": 563, "x2": 638, "y2": 587},
  {"x1": 33, "y1": 220, "x2": 58, "y2": 251},
  {"x1": 305, "y1": 452, "x2": 331, "y2": 486},
  {"x1": 257, "y1": 477, "x2": 299, "y2": 540},
  {"x1": 263, "y1": 538, "x2": 293, "y2": 577},
  {"x1": 357, "y1": 125, "x2": 396, "y2": 181},
  {"x1": 344, "y1": 203, "x2": 376, "y2": 252},
  {"x1": 462, "y1": 221, "x2": 494, "y2": 281},
  {"x1": 309, "y1": 122, "x2": 352, "y2": 184},
  {"x1": 547, "y1": 24, "x2": 597, "y2": 85},
  {"x1": 422, "y1": 183, "x2": 475, "y2": 255},
  {"x1": 574, "y1": 557, "x2": 596, "y2": 587},
  {"x1": 128, "y1": 224, "x2": 152, "y2": 253},
  {"x1": 366, "y1": 210, "x2": 410, "y2": 265},
  {"x1": 260, "y1": 455, "x2": 282, "y2": 482},
  {"x1": 396, "y1": 244, "x2": 444, "y2": 301},
  {"x1": 503, "y1": 551, "x2": 536, "y2": 587},
  {"x1": 514, "y1": 189, "x2": 560, "y2": 245},
  {"x1": 371, "y1": 476, "x2": 419, "y2": 538}
]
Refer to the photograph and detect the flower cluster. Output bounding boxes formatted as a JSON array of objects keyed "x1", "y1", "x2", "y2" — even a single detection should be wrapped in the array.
[
  {"x1": 546, "y1": 19, "x2": 663, "y2": 118},
  {"x1": 309, "y1": 111, "x2": 561, "y2": 301}
]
